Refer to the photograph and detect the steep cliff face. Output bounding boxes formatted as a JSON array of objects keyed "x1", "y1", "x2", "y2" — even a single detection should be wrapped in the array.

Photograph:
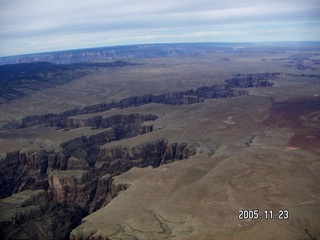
[
  {"x1": 88, "y1": 140, "x2": 196, "y2": 213},
  {"x1": 0, "y1": 149, "x2": 52, "y2": 198},
  {"x1": 0, "y1": 151, "x2": 21, "y2": 198},
  {"x1": 60, "y1": 113, "x2": 157, "y2": 167},
  {"x1": 66, "y1": 156, "x2": 90, "y2": 170},
  {"x1": 47, "y1": 152, "x2": 70, "y2": 172},
  {"x1": 0, "y1": 190, "x2": 50, "y2": 240},
  {"x1": 226, "y1": 74, "x2": 275, "y2": 88},
  {"x1": 60, "y1": 129, "x2": 116, "y2": 167},
  {"x1": 0, "y1": 148, "x2": 94, "y2": 199},
  {"x1": 0, "y1": 113, "x2": 157, "y2": 199},
  {"x1": 48, "y1": 170, "x2": 97, "y2": 210},
  {"x1": 97, "y1": 139, "x2": 196, "y2": 175},
  {"x1": 0, "y1": 189, "x2": 83, "y2": 240},
  {"x1": 88, "y1": 174, "x2": 114, "y2": 214},
  {"x1": 64, "y1": 113, "x2": 157, "y2": 130}
]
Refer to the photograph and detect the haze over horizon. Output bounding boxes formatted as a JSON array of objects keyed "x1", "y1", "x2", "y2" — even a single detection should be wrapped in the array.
[{"x1": 1, "y1": 0, "x2": 320, "y2": 57}]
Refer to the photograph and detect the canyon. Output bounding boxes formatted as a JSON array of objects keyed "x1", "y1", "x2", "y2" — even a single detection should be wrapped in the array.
[
  {"x1": 0, "y1": 72, "x2": 268, "y2": 239},
  {"x1": 0, "y1": 43, "x2": 320, "y2": 240}
]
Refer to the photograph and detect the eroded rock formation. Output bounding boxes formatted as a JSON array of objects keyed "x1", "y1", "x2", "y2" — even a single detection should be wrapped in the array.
[
  {"x1": 48, "y1": 170, "x2": 97, "y2": 209},
  {"x1": 0, "y1": 111, "x2": 195, "y2": 239},
  {"x1": 97, "y1": 139, "x2": 196, "y2": 175},
  {"x1": 0, "y1": 190, "x2": 83, "y2": 240}
]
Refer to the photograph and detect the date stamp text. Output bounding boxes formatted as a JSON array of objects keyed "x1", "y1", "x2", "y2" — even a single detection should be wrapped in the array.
[{"x1": 238, "y1": 209, "x2": 289, "y2": 220}]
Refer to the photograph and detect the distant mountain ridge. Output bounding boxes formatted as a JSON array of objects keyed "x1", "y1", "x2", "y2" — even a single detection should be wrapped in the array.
[
  {"x1": 0, "y1": 43, "x2": 235, "y2": 65},
  {"x1": 1, "y1": 42, "x2": 319, "y2": 65}
]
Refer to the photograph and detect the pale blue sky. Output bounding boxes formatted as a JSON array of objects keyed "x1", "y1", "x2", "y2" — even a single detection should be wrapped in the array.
[{"x1": 0, "y1": 0, "x2": 320, "y2": 56}]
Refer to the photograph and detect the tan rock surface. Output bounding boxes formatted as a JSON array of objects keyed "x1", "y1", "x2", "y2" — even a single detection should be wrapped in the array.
[{"x1": 48, "y1": 170, "x2": 97, "y2": 208}]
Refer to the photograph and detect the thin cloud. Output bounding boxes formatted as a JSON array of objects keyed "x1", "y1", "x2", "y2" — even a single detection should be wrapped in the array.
[{"x1": 0, "y1": 0, "x2": 319, "y2": 56}]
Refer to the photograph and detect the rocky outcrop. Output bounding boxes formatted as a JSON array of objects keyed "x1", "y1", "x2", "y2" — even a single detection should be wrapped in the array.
[
  {"x1": 47, "y1": 152, "x2": 69, "y2": 172},
  {"x1": 96, "y1": 139, "x2": 196, "y2": 175},
  {"x1": 0, "y1": 190, "x2": 49, "y2": 240},
  {"x1": 0, "y1": 113, "x2": 157, "y2": 198},
  {"x1": 88, "y1": 173, "x2": 132, "y2": 215},
  {"x1": 227, "y1": 73, "x2": 277, "y2": 87},
  {"x1": 59, "y1": 113, "x2": 157, "y2": 167},
  {"x1": 140, "y1": 123, "x2": 154, "y2": 134},
  {"x1": 15, "y1": 100, "x2": 158, "y2": 129},
  {"x1": 162, "y1": 141, "x2": 196, "y2": 163},
  {"x1": 0, "y1": 189, "x2": 83, "y2": 240},
  {"x1": 60, "y1": 129, "x2": 116, "y2": 167},
  {"x1": 88, "y1": 174, "x2": 114, "y2": 214},
  {"x1": 66, "y1": 156, "x2": 90, "y2": 170},
  {"x1": 0, "y1": 149, "x2": 52, "y2": 198},
  {"x1": 0, "y1": 190, "x2": 47, "y2": 224},
  {"x1": 0, "y1": 151, "x2": 21, "y2": 198},
  {"x1": 0, "y1": 139, "x2": 196, "y2": 239},
  {"x1": 48, "y1": 170, "x2": 97, "y2": 209}
]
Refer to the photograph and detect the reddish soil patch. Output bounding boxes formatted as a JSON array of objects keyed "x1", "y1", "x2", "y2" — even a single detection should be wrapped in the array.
[
  {"x1": 265, "y1": 96, "x2": 320, "y2": 155},
  {"x1": 289, "y1": 129, "x2": 320, "y2": 155}
]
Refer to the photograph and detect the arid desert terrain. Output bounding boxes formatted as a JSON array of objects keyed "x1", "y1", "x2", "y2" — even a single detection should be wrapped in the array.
[{"x1": 0, "y1": 43, "x2": 319, "y2": 240}]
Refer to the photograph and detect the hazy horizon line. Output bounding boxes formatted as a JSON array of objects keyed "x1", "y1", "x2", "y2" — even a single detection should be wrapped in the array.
[{"x1": 1, "y1": 40, "x2": 320, "y2": 58}]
